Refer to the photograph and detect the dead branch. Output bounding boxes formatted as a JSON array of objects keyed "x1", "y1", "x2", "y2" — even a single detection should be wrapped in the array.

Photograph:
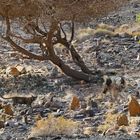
[
  {"x1": 69, "y1": 21, "x2": 75, "y2": 43},
  {"x1": 9, "y1": 32, "x2": 42, "y2": 44},
  {"x1": 55, "y1": 24, "x2": 93, "y2": 74},
  {"x1": 3, "y1": 36, "x2": 48, "y2": 61}
]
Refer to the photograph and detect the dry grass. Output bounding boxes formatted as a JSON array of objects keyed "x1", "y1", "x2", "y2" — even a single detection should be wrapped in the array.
[
  {"x1": 115, "y1": 23, "x2": 140, "y2": 36},
  {"x1": 30, "y1": 115, "x2": 80, "y2": 137},
  {"x1": 77, "y1": 27, "x2": 95, "y2": 40},
  {"x1": 97, "y1": 113, "x2": 118, "y2": 133},
  {"x1": 77, "y1": 26, "x2": 115, "y2": 40},
  {"x1": 94, "y1": 28, "x2": 115, "y2": 37},
  {"x1": 77, "y1": 22, "x2": 140, "y2": 41}
]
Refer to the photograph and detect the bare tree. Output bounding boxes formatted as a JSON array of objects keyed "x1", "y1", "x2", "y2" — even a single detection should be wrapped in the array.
[{"x1": 0, "y1": 0, "x2": 130, "y2": 81}]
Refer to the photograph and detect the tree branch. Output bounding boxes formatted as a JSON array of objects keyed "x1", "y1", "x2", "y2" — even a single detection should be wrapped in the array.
[
  {"x1": 3, "y1": 36, "x2": 48, "y2": 61},
  {"x1": 69, "y1": 21, "x2": 74, "y2": 43},
  {"x1": 35, "y1": 25, "x2": 48, "y2": 36},
  {"x1": 9, "y1": 32, "x2": 42, "y2": 44},
  {"x1": 60, "y1": 23, "x2": 67, "y2": 39},
  {"x1": 54, "y1": 23, "x2": 93, "y2": 74}
]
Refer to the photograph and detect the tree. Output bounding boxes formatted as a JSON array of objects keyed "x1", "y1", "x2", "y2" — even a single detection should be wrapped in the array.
[{"x1": 0, "y1": 0, "x2": 130, "y2": 82}]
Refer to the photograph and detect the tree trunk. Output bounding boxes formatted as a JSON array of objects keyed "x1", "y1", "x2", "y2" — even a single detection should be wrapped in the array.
[
  {"x1": 69, "y1": 45, "x2": 93, "y2": 74},
  {"x1": 49, "y1": 54, "x2": 92, "y2": 81},
  {"x1": 58, "y1": 39, "x2": 93, "y2": 74}
]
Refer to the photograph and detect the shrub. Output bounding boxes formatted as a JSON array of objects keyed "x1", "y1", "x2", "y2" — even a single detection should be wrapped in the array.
[{"x1": 30, "y1": 115, "x2": 79, "y2": 137}]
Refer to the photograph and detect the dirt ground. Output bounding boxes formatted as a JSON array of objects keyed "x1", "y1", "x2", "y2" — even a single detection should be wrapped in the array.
[{"x1": 0, "y1": 1, "x2": 140, "y2": 140}]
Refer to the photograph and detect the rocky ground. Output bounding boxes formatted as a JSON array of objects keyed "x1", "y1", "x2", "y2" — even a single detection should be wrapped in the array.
[{"x1": 0, "y1": 1, "x2": 140, "y2": 140}]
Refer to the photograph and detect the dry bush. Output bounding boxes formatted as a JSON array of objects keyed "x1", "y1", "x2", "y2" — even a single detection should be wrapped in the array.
[
  {"x1": 97, "y1": 113, "x2": 118, "y2": 132},
  {"x1": 30, "y1": 115, "x2": 79, "y2": 137}
]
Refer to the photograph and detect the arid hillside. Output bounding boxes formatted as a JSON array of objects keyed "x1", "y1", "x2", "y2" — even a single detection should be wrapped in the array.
[{"x1": 0, "y1": 0, "x2": 140, "y2": 140}]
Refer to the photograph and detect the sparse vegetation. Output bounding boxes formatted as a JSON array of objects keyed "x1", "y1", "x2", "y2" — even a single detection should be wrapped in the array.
[
  {"x1": 97, "y1": 113, "x2": 118, "y2": 133},
  {"x1": 30, "y1": 115, "x2": 79, "y2": 137},
  {"x1": 1, "y1": 1, "x2": 140, "y2": 140}
]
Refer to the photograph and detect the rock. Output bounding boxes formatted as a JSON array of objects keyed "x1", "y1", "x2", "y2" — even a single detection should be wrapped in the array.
[
  {"x1": 25, "y1": 65, "x2": 34, "y2": 72},
  {"x1": 132, "y1": 127, "x2": 140, "y2": 132},
  {"x1": 22, "y1": 116, "x2": 29, "y2": 124},
  {"x1": 104, "y1": 126, "x2": 118, "y2": 136},
  {"x1": 6, "y1": 66, "x2": 20, "y2": 76},
  {"x1": 118, "y1": 125, "x2": 128, "y2": 133},
  {"x1": 80, "y1": 100, "x2": 87, "y2": 109},
  {"x1": 83, "y1": 127, "x2": 95, "y2": 136},
  {"x1": 83, "y1": 117, "x2": 92, "y2": 122},
  {"x1": 63, "y1": 89, "x2": 75, "y2": 101},
  {"x1": 18, "y1": 125, "x2": 28, "y2": 132},
  {"x1": 49, "y1": 66, "x2": 59, "y2": 77},
  {"x1": 16, "y1": 65, "x2": 26, "y2": 74},
  {"x1": 70, "y1": 96, "x2": 80, "y2": 110},
  {"x1": 85, "y1": 106, "x2": 94, "y2": 117},
  {"x1": 5, "y1": 135, "x2": 12, "y2": 140},
  {"x1": 0, "y1": 121, "x2": 4, "y2": 128},
  {"x1": 5, "y1": 120, "x2": 17, "y2": 127},
  {"x1": 4, "y1": 104, "x2": 14, "y2": 116},
  {"x1": 87, "y1": 100, "x2": 98, "y2": 109},
  {"x1": 128, "y1": 96, "x2": 140, "y2": 116},
  {"x1": 74, "y1": 114, "x2": 85, "y2": 119},
  {"x1": 129, "y1": 116, "x2": 140, "y2": 129},
  {"x1": 28, "y1": 137, "x2": 38, "y2": 140},
  {"x1": 26, "y1": 108, "x2": 33, "y2": 115},
  {"x1": 52, "y1": 110, "x2": 64, "y2": 117},
  {"x1": 0, "y1": 103, "x2": 3, "y2": 109},
  {"x1": 117, "y1": 114, "x2": 129, "y2": 126},
  {"x1": 32, "y1": 97, "x2": 44, "y2": 107}
]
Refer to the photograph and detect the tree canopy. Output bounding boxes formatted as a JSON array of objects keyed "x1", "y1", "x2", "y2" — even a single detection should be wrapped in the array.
[{"x1": 0, "y1": 0, "x2": 129, "y2": 21}]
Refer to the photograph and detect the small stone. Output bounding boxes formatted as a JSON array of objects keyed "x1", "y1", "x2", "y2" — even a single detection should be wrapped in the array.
[
  {"x1": 128, "y1": 96, "x2": 140, "y2": 116},
  {"x1": 18, "y1": 125, "x2": 28, "y2": 132},
  {"x1": 85, "y1": 106, "x2": 94, "y2": 117},
  {"x1": 6, "y1": 66, "x2": 20, "y2": 76},
  {"x1": 132, "y1": 127, "x2": 140, "y2": 132},
  {"x1": 50, "y1": 67, "x2": 59, "y2": 77},
  {"x1": 83, "y1": 117, "x2": 92, "y2": 122},
  {"x1": 25, "y1": 66, "x2": 33, "y2": 72},
  {"x1": 52, "y1": 111, "x2": 64, "y2": 117},
  {"x1": 118, "y1": 125, "x2": 128, "y2": 133},
  {"x1": 87, "y1": 99, "x2": 98, "y2": 108},
  {"x1": 117, "y1": 114, "x2": 128, "y2": 126},
  {"x1": 26, "y1": 108, "x2": 33, "y2": 115},
  {"x1": 70, "y1": 96, "x2": 80, "y2": 110},
  {"x1": 80, "y1": 101, "x2": 87, "y2": 109},
  {"x1": 83, "y1": 127, "x2": 95, "y2": 136},
  {"x1": 0, "y1": 103, "x2": 3, "y2": 109},
  {"x1": 28, "y1": 137, "x2": 38, "y2": 140},
  {"x1": 16, "y1": 65, "x2": 26, "y2": 74},
  {"x1": 74, "y1": 114, "x2": 85, "y2": 119},
  {"x1": 22, "y1": 116, "x2": 28, "y2": 124},
  {"x1": 5, "y1": 135, "x2": 12, "y2": 140},
  {"x1": 0, "y1": 121, "x2": 4, "y2": 128},
  {"x1": 5, "y1": 120, "x2": 16, "y2": 127},
  {"x1": 4, "y1": 104, "x2": 14, "y2": 116}
]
